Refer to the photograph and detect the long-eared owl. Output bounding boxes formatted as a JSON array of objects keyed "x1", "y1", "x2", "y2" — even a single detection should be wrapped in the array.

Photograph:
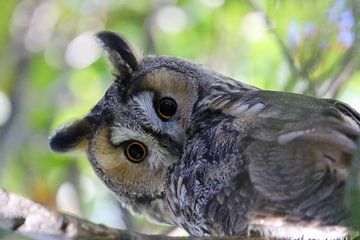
[{"x1": 50, "y1": 31, "x2": 360, "y2": 239}]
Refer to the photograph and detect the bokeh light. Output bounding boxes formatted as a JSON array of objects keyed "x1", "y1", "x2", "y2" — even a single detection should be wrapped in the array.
[
  {"x1": 155, "y1": 6, "x2": 188, "y2": 34},
  {"x1": 65, "y1": 32, "x2": 102, "y2": 69},
  {"x1": 200, "y1": 0, "x2": 225, "y2": 8},
  {"x1": 0, "y1": 91, "x2": 11, "y2": 126}
]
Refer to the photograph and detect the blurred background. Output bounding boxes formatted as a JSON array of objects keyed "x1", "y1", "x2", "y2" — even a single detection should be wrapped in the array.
[{"x1": 0, "y1": 0, "x2": 359, "y2": 239}]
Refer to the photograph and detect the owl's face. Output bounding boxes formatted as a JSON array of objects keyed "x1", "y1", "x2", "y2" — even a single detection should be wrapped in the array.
[
  {"x1": 84, "y1": 65, "x2": 197, "y2": 203},
  {"x1": 50, "y1": 31, "x2": 254, "y2": 221}
]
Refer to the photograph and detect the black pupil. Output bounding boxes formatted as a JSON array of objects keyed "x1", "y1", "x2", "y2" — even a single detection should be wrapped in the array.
[
  {"x1": 128, "y1": 144, "x2": 144, "y2": 160},
  {"x1": 159, "y1": 99, "x2": 176, "y2": 117}
]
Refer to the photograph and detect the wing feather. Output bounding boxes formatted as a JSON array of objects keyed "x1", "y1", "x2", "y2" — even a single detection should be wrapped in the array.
[{"x1": 210, "y1": 90, "x2": 360, "y2": 198}]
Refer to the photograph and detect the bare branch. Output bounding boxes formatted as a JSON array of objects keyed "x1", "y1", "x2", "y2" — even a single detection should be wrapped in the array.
[
  {"x1": 320, "y1": 58, "x2": 358, "y2": 98},
  {"x1": 0, "y1": 187, "x2": 263, "y2": 240}
]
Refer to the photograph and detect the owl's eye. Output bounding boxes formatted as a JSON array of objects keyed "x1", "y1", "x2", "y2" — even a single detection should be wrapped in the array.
[
  {"x1": 125, "y1": 141, "x2": 147, "y2": 163},
  {"x1": 157, "y1": 98, "x2": 177, "y2": 121}
]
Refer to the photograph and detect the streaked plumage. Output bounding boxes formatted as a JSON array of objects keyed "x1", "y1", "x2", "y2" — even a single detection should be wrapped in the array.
[{"x1": 50, "y1": 31, "x2": 360, "y2": 238}]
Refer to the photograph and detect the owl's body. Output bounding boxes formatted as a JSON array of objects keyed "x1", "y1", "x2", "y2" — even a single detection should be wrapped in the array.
[
  {"x1": 50, "y1": 32, "x2": 360, "y2": 238},
  {"x1": 168, "y1": 90, "x2": 358, "y2": 236}
]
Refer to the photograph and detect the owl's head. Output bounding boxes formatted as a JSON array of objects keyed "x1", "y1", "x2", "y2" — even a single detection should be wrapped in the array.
[{"x1": 49, "y1": 31, "x2": 254, "y2": 218}]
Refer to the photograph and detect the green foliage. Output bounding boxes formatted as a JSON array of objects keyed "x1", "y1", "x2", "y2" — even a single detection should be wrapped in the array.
[{"x1": 0, "y1": 0, "x2": 359, "y2": 237}]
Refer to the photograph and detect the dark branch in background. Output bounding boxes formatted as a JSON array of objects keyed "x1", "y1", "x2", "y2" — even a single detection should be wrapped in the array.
[
  {"x1": 0, "y1": 44, "x2": 29, "y2": 178},
  {"x1": 321, "y1": 0, "x2": 360, "y2": 98},
  {"x1": 248, "y1": 0, "x2": 318, "y2": 95},
  {"x1": 0, "y1": 188, "x2": 263, "y2": 240},
  {"x1": 321, "y1": 58, "x2": 358, "y2": 98},
  {"x1": 248, "y1": 0, "x2": 305, "y2": 83},
  {"x1": 248, "y1": 0, "x2": 360, "y2": 98},
  {"x1": 0, "y1": 0, "x2": 38, "y2": 178},
  {"x1": 144, "y1": 14, "x2": 157, "y2": 54}
]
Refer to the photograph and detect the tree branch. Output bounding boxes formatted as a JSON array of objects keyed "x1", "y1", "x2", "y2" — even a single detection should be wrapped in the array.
[
  {"x1": 0, "y1": 187, "x2": 263, "y2": 240},
  {"x1": 248, "y1": 0, "x2": 304, "y2": 81},
  {"x1": 320, "y1": 58, "x2": 358, "y2": 98},
  {"x1": 320, "y1": 1, "x2": 360, "y2": 98}
]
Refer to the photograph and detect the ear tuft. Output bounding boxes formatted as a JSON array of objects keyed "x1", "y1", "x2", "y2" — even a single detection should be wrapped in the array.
[
  {"x1": 96, "y1": 31, "x2": 139, "y2": 78},
  {"x1": 49, "y1": 119, "x2": 92, "y2": 153}
]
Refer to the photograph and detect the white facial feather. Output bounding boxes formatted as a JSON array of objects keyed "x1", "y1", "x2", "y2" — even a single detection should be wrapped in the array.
[
  {"x1": 110, "y1": 126, "x2": 175, "y2": 169},
  {"x1": 132, "y1": 91, "x2": 186, "y2": 148},
  {"x1": 133, "y1": 91, "x2": 163, "y2": 132}
]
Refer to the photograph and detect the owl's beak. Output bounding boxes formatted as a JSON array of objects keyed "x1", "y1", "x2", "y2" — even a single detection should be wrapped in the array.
[{"x1": 159, "y1": 134, "x2": 183, "y2": 156}]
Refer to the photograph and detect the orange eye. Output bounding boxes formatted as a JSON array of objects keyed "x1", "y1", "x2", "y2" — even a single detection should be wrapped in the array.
[
  {"x1": 157, "y1": 98, "x2": 177, "y2": 121},
  {"x1": 125, "y1": 141, "x2": 147, "y2": 163}
]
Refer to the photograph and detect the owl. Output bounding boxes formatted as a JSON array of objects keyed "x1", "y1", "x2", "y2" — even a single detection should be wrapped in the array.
[{"x1": 50, "y1": 31, "x2": 360, "y2": 238}]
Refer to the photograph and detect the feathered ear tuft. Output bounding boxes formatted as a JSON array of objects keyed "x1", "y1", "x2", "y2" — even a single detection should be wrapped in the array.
[
  {"x1": 49, "y1": 118, "x2": 93, "y2": 153},
  {"x1": 96, "y1": 31, "x2": 139, "y2": 79}
]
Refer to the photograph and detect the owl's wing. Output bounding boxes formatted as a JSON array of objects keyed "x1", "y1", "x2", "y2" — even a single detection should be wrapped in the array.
[{"x1": 210, "y1": 90, "x2": 360, "y2": 202}]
